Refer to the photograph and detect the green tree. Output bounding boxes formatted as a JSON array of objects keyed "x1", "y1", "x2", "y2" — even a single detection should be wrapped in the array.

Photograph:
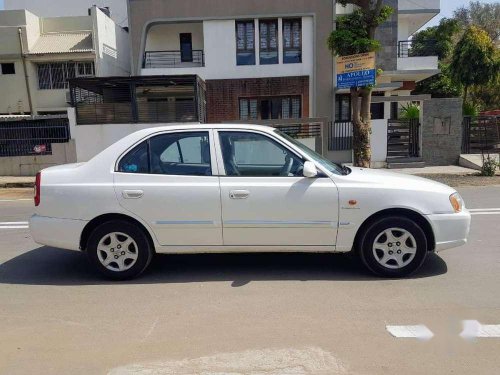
[
  {"x1": 327, "y1": 0, "x2": 393, "y2": 167},
  {"x1": 450, "y1": 25, "x2": 499, "y2": 104},
  {"x1": 411, "y1": 18, "x2": 462, "y2": 99},
  {"x1": 411, "y1": 18, "x2": 460, "y2": 60},
  {"x1": 454, "y1": 1, "x2": 500, "y2": 42}
]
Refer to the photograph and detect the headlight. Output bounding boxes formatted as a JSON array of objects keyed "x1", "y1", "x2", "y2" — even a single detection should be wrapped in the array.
[{"x1": 449, "y1": 192, "x2": 463, "y2": 213}]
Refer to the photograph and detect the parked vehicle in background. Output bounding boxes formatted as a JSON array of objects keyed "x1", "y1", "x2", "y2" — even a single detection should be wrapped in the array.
[{"x1": 30, "y1": 124, "x2": 471, "y2": 280}]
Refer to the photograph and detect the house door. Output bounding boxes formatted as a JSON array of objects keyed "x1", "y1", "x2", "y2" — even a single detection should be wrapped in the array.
[{"x1": 179, "y1": 33, "x2": 193, "y2": 62}]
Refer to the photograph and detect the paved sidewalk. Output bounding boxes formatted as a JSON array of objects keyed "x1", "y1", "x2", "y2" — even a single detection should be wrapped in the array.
[{"x1": 0, "y1": 176, "x2": 35, "y2": 188}]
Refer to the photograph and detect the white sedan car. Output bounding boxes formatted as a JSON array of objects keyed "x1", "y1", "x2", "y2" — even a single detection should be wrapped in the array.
[{"x1": 30, "y1": 124, "x2": 470, "y2": 280}]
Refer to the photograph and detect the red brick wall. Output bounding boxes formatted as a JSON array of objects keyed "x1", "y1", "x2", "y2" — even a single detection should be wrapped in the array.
[{"x1": 205, "y1": 76, "x2": 309, "y2": 123}]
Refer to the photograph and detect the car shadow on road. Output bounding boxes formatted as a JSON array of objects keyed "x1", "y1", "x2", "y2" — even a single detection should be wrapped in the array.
[{"x1": 0, "y1": 247, "x2": 447, "y2": 286}]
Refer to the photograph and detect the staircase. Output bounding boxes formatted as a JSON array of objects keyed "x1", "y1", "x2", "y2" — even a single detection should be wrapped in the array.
[{"x1": 386, "y1": 156, "x2": 425, "y2": 169}]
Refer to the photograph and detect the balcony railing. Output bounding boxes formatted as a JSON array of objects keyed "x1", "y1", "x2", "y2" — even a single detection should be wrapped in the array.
[
  {"x1": 143, "y1": 50, "x2": 205, "y2": 68},
  {"x1": 398, "y1": 40, "x2": 437, "y2": 58}
]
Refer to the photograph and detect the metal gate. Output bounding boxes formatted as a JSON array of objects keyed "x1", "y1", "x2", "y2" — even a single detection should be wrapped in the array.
[
  {"x1": 387, "y1": 119, "x2": 420, "y2": 159},
  {"x1": 462, "y1": 116, "x2": 500, "y2": 154}
]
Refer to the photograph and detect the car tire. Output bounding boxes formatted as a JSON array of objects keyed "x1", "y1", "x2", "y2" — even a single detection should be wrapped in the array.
[
  {"x1": 87, "y1": 220, "x2": 153, "y2": 280},
  {"x1": 359, "y1": 216, "x2": 428, "y2": 278}
]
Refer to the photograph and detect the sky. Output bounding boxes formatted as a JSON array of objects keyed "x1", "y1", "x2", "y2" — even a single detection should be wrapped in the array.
[{"x1": 419, "y1": 0, "x2": 498, "y2": 28}]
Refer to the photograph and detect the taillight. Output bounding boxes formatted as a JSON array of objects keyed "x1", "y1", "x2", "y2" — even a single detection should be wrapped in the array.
[{"x1": 34, "y1": 172, "x2": 41, "y2": 206}]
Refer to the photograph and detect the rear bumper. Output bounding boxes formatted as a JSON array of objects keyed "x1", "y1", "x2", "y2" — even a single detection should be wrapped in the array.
[
  {"x1": 426, "y1": 210, "x2": 471, "y2": 252},
  {"x1": 29, "y1": 215, "x2": 87, "y2": 251}
]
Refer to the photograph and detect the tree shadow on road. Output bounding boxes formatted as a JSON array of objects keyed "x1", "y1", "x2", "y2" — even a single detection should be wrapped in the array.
[{"x1": 0, "y1": 247, "x2": 447, "y2": 286}]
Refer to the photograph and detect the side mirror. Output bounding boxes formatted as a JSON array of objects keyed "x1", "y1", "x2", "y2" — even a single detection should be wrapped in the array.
[{"x1": 303, "y1": 161, "x2": 318, "y2": 178}]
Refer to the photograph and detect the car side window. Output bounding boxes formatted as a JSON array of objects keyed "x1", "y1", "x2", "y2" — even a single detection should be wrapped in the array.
[
  {"x1": 150, "y1": 132, "x2": 212, "y2": 176},
  {"x1": 117, "y1": 141, "x2": 149, "y2": 173},
  {"x1": 219, "y1": 131, "x2": 304, "y2": 177}
]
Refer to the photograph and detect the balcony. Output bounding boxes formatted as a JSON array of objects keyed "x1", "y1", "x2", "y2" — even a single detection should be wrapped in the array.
[
  {"x1": 142, "y1": 21, "x2": 204, "y2": 71},
  {"x1": 397, "y1": 40, "x2": 438, "y2": 72},
  {"x1": 143, "y1": 50, "x2": 205, "y2": 69}
]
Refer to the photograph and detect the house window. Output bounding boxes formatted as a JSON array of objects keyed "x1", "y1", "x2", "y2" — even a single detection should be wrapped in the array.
[
  {"x1": 259, "y1": 19, "x2": 278, "y2": 64},
  {"x1": 37, "y1": 61, "x2": 95, "y2": 90},
  {"x1": 283, "y1": 19, "x2": 302, "y2": 63},
  {"x1": 239, "y1": 96, "x2": 301, "y2": 120},
  {"x1": 236, "y1": 20, "x2": 255, "y2": 65},
  {"x1": 335, "y1": 94, "x2": 351, "y2": 121},
  {"x1": 1, "y1": 63, "x2": 16, "y2": 75},
  {"x1": 239, "y1": 99, "x2": 258, "y2": 120}
]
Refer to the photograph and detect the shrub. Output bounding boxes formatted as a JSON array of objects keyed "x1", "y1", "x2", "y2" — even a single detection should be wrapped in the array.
[
  {"x1": 481, "y1": 155, "x2": 498, "y2": 176},
  {"x1": 399, "y1": 103, "x2": 420, "y2": 120}
]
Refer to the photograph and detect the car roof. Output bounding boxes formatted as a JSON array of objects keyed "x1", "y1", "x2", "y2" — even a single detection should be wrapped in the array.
[{"x1": 136, "y1": 123, "x2": 277, "y2": 134}]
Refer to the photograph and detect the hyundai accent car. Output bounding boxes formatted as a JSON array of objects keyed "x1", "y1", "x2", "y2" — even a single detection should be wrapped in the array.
[{"x1": 30, "y1": 124, "x2": 471, "y2": 279}]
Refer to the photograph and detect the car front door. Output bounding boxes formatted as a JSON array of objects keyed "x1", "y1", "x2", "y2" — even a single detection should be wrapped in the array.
[
  {"x1": 114, "y1": 130, "x2": 222, "y2": 247},
  {"x1": 216, "y1": 129, "x2": 338, "y2": 247}
]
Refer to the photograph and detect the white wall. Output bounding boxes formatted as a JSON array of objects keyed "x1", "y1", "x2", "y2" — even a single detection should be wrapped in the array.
[
  {"x1": 146, "y1": 23, "x2": 204, "y2": 51},
  {"x1": 141, "y1": 17, "x2": 314, "y2": 81},
  {"x1": 371, "y1": 119, "x2": 388, "y2": 164},
  {"x1": 93, "y1": 7, "x2": 130, "y2": 76},
  {"x1": 4, "y1": 0, "x2": 128, "y2": 26},
  {"x1": 397, "y1": 56, "x2": 438, "y2": 71}
]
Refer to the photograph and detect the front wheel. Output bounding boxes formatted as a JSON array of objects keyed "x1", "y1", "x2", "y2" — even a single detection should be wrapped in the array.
[
  {"x1": 87, "y1": 220, "x2": 153, "y2": 280},
  {"x1": 359, "y1": 216, "x2": 428, "y2": 278}
]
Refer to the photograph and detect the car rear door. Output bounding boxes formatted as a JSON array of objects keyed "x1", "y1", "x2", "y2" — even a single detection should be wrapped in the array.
[
  {"x1": 215, "y1": 129, "x2": 338, "y2": 247},
  {"x1": 114, "y1": 129, "x2": 222, "y2": 247}
]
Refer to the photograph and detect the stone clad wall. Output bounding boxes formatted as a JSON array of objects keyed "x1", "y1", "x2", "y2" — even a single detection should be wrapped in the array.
[
  {"x1": 422, "y1": 98, "x2": 463, "y2": 166},
  {"x1": 375, "y1": 0, "x2": 398, "y2": 71}
]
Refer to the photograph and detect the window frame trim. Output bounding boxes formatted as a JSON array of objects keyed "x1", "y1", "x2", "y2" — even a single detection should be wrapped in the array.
[
  {"x1": 37, "y1": 61, "x2": 95, "y2": 90},
  {"x1": 238, "y1": 95, "x2": 302, "y2": 120},
  {"x1": 282, "y1": 18, "x2": 302, "y2": 64},
  {"x1": 235, "y1": 20, "x2": 256, "y2": 66},
  {"x1": 114, "y1": 129, "x2": 219, "y2": 177},
  {"x1": 214, "y1": 129, "x2": 306, "y2": 178},
  {"x1": 258, "y1": 18, "x2": 279, "y2": 65}
]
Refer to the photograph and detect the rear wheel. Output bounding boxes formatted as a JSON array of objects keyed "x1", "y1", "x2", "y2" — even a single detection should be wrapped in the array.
[
  {"x1": 359, "y1": 216, "x2": 428, "y2": 278},
  {"x1": 87, "y1": 220, "x2": 153, "y2": 280}
]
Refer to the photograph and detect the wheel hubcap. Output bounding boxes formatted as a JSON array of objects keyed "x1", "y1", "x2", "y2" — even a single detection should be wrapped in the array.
[
  {"x1": 372, "y1": 227, "x2": 417, "y2": 269},
  {"x1": 97, "y1": 232, "x2": 138, "y2": 272}
]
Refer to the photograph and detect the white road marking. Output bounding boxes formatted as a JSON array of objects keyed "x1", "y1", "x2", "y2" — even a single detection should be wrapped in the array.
[
  {"x1": 0, "y1": 222, "x2": 29, "y2": 229},
  {"x1": 468, "y1": 208, "x2": 500, "y2": 212},
  {"x1": 386, "y1": 325, "x2": 434, "y2": 340},
  {"x1": 460, "y1": 320, "x2": 500, "y2": 339}
]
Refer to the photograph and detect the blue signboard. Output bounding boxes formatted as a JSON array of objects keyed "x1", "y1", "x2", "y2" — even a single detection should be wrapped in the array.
[{"x1": 336, "y1": 69, "x2": 376, "y2": 89}]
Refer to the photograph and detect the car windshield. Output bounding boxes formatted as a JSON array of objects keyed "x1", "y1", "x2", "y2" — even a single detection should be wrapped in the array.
[{"x1": 274, "y1": 129, "x2": 346, "y2": 175}]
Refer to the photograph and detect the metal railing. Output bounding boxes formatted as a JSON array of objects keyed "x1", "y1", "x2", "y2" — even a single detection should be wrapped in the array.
[
  {"x1": 328, "y1": 121, "x2": 352, "y2": 151},
  {"x1": 0, "y1": 117, "x2": 70, "y2": 157},
  {"x1": 397, "y1": 40, "x2": 437, "y2": 58},
  {"x1": 462, "y1": 116, "x2": 500, "y2": 154},
  {"x1": 143, "y1": 50, "x2": 205, "y2": 68}
]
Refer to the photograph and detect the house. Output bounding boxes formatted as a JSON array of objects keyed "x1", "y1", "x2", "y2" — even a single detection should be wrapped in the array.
[
  {"x1": 127, "y1": 0, "x2": 443, "y2": 167},
  {"x1": 128, "y1": 0, "x2": 334, "y2": 127},
  {"x1": 4, "y1": 0, "x2": 128, "y2": 26},
  {"x1": 0, "y1": 6, "x2": 130, "y2": 116}
]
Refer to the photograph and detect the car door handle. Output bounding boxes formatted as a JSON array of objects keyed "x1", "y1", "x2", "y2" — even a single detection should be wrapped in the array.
[
  {"x1": 122, "y1": 190, "x2": 144, "y2": 199},
  {"x1": 229, "y1": 190, "x2": 250, "y2": 199}
]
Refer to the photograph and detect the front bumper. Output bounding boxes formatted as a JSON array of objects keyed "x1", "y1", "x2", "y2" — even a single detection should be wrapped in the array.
[
  {"x1": 426, "y1": 210, "x2": 471, "y2": 252},
  {"x1": 30, "y1": 214, "x2": 88, "y2": 251}
]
